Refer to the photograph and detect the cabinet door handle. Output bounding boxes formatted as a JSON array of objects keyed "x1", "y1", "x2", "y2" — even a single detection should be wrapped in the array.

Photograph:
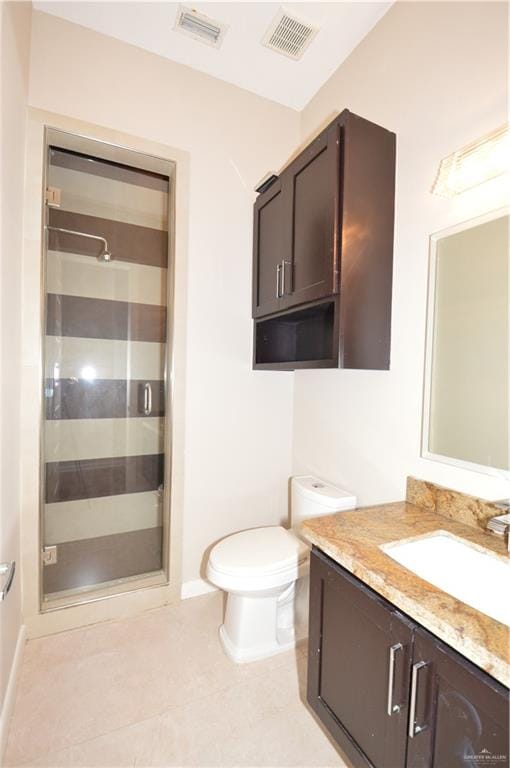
[
  {"x1": 276, "y1": 263, "x2": 282, "y2": 298},
  {"x1": 143, "y1": 382, "x2": 153, "y2": 416},
  {"x1": 408, "y1": 661, "x2": 429, "y2": 738},
  {"x1": 387, "y1": 643, "x2": 404, "y2": 716},
  {"x1": 280, "y1": 259, "x2": 292, "y2": 297}
]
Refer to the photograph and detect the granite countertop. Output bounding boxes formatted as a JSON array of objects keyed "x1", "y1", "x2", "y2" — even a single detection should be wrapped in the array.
[{"x1": 301, "y1": 500, "x2": 510, "y2": 687}]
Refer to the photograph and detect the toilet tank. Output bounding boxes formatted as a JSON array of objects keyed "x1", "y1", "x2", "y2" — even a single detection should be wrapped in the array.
[{"x1": 290, "y1": 475, "x2": 357, "y2": 528}]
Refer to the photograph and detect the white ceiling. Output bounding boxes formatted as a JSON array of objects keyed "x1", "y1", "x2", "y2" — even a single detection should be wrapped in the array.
[{"x1": 33, "y1": 1, "x2": 393, "y2": 110}]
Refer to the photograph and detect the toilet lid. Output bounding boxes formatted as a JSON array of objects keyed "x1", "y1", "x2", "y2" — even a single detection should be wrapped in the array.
[{"x1": 209, "y1": 526, "x2": 308, "y2": 577}]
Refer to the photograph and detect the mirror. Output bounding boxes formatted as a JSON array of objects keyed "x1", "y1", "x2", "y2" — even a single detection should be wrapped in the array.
[{"x1": 422, "y1": 209, "x2": 509, "y2": 475}]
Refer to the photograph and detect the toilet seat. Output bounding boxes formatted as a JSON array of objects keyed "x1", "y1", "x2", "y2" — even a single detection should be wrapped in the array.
[{"x1": 207, "y1": 526, "x2": 308, "y2": 592}]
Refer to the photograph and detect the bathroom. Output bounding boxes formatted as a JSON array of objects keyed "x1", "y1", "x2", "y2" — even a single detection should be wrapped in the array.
[{"x1": 0, "y1": 0, "x2": 509, "y2": 765}]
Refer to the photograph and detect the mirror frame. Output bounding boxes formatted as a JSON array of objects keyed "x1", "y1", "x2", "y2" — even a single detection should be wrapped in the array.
[{"x1": 421, "y1": 206, "x2": 510, "y2": 478}]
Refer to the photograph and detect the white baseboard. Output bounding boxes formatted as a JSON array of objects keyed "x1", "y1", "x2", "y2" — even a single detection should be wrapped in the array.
[
  {"x1": 181, "y1": 578, "x2": 217, "y2": 600},
  {"x1": 0, "y1": 624, "x2": 26, "y2": 765}
]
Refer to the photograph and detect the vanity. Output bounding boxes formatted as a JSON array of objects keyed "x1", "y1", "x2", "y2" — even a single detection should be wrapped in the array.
[{"x1": 302, "y1": 484, "x2": 510, "y2": 768}]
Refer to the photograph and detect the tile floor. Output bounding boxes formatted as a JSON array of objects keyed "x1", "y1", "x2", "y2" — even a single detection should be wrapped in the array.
[{"x1": 5, "y1": 592, "x2": 346, "y2": 767}]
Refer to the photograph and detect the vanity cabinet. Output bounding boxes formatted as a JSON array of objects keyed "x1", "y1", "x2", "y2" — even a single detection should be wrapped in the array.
[
  {"x1": 252, "y1": 109, "x2": 396, "y2": 371},
  {"x1": 308, "y1": 548, "x2": 509, "y2": 768},
  {"x1": 309, "y1": 546, "x2": 414, "y2": 768}
]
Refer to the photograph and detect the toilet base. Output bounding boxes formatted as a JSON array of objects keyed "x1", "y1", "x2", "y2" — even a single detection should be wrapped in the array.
[
  {"x1": 219, "y1": 623, "x2": 297, "y2": 664},
  {"x1": 217, "y1": 575, "x2": 309, "y2": 664}
]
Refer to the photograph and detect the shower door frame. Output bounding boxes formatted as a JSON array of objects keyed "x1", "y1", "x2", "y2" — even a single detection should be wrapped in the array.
[{"x1": 38, "y1": 126, "x2": 177, "y2": 612}]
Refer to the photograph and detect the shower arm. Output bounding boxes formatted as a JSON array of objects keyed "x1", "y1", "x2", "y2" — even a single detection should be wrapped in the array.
[{"x1": 45, "y1": 225, "x2": 112, "y2": 262}]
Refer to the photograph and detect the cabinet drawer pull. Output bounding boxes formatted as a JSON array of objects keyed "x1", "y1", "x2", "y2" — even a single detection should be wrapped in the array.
[
  {"x1": 408, "y1": 661, "x2": 429, "y2": 738},
  {"x1": 387, "y1": 643, "x2": 403, "y2": 716},
  {"x1": 276, "y1": 263, "x2": 282, "y2": 298}
]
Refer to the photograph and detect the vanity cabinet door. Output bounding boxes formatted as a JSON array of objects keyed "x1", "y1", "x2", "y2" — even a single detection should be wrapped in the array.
[
  {"x1": 406, "y1": 629, "x2": 509, "y2": 768},
  {"x1": 308, "y1": 548, "x2": 415, "y2": 768}
]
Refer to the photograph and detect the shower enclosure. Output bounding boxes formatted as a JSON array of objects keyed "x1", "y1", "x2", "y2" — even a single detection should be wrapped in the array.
[{"x1": 41, "y1": 128, "x2": 174, "y2": 607}]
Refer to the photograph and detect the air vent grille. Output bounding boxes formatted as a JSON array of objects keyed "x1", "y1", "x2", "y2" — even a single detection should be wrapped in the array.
[
  {"x1": 175, "y1": 6, "x2": 227, "y2": 48},
  {"x1": 262, "y1": 9, "x2": 318, "y2": 60}
]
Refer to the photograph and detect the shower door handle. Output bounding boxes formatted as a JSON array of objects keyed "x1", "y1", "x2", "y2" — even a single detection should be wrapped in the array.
[{"x1": 143, "y1": 383, "x2": 153, "y2": 416}]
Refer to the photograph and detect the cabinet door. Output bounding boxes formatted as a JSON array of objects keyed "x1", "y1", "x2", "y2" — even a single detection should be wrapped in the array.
[
  {"x1": 282, "y1": 122, "x2": 341, "y2": 311},
  {"x1": 308, "y1": 549, "x2": 415, "y2": 768},
  {"x1": 252, "y1": 178, "x2": 291, "y2": 318},
  {"x1": 406, "y1": 628, "x2": 509, "y2": 768}
]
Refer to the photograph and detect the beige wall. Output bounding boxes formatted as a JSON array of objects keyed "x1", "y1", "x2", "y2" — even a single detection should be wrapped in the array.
[
  {"x1": 27, "y1": 10, "x2": 300, "y2": 589},
  {"x1": 293, "y1": 1, "x2": 510, "y2": 502},
  {"x1": 0, "y1": 0, "x2": 32, "y2": 741}
]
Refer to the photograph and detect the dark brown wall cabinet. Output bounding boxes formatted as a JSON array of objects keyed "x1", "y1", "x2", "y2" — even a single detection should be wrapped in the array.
[
  {"x1": 308, "y1": 548, "x2": 509, "y2": 768},
  {"x1": 252, "y1": 110, "x2": 396, "y2": 370}
]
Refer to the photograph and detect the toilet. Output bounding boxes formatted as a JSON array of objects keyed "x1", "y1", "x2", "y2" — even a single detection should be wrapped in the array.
[{"x1": 206, "y1": 476, "x2": 356, "y2": 663}]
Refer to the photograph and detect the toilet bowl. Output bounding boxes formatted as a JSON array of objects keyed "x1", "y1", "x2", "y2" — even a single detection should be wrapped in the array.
[{"x1": 206, "y1": 476, "x2": 356, "y2": 663}]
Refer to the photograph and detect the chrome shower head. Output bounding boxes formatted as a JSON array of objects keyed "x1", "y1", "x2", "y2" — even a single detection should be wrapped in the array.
[{"x1": 45, "y1": 225, "x2": 112, "y2": 263}]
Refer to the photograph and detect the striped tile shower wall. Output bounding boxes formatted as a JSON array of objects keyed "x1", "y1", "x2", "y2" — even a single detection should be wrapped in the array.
[{"x1": 43, "y1": 147, "x2": 170, "y2": 597}]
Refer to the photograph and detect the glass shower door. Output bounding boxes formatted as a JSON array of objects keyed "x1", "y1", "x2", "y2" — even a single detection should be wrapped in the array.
[{"x1": 42, "y1": 134, "x2": 172, "y2": 603}]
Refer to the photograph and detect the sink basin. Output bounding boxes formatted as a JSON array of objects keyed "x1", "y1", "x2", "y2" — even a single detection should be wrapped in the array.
[{"x1": 380, "y1": 531, "x2": 510, "y2": 627}]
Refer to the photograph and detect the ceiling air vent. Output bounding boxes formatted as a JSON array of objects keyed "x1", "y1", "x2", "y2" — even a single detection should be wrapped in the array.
[
  {"x1": 174, "y1": 5, "x2": 228, "y2": 49},
  {"x1": 262, "y1": 8, "x2": 318, "y2": 61}
]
